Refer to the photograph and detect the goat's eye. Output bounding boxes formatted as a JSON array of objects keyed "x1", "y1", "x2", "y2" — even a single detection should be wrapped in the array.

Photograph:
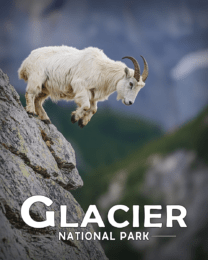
[{"x1": 129, "y1": 82, "x2": 133, "y2": 88}]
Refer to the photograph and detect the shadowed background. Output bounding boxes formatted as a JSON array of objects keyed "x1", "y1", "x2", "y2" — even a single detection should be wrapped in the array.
[{"x1": 1, "y1": 0, "x2": 208, "y2": 259}]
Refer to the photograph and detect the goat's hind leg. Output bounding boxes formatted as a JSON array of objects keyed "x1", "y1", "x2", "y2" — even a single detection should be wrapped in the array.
[
  {"x1": 25, "y1": 92, "x2": 37, "y2": 117},
  {"x1": 25, "y1": 76, "x2": 43, "y2": 117},
  {"x1": 34, "y1": 91, "x2": 51, "y2": 124}
]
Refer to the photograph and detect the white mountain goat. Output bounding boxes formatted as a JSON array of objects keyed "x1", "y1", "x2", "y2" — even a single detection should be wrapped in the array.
[{"x1": 18, "y1": 46, "x2": 148, "y2": 128}]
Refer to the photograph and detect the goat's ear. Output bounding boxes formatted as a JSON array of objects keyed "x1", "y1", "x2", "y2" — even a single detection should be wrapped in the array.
[{"x1": 124, "y1": 67, "x2": 130, "y2": 78}]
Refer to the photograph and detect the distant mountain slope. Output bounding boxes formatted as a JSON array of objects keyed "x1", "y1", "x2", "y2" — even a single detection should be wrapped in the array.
[{"x1": 75, "y1": 104, "x2": 208, "y2": 260}]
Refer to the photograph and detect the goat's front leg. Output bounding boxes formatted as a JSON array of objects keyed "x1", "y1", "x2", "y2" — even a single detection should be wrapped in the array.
[
  {"x1": 78, "y1": 100, "x2": 98, "y2": 128},
  {"x1": 71, "y1": 90, "x2": 90, "y2": 125}
]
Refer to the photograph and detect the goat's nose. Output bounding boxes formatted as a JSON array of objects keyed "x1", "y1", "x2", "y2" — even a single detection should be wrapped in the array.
[{"x1": 129, "y1": 101, "x2": 133, "y2": 105}]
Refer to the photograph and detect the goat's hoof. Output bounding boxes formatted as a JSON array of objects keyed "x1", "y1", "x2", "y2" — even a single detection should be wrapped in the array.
[
  {"x1": 41, "y1": 119, "x2": 51, "y2": 124},
  {"x1": 27, "y1": 111, "x2": 38, "y2": 117},
  {"x1": 78, "y1": 119, "x2": 85, "y2": 128},
  {"x1": 71, "y1": 115, "x2": 77, "y2": 124}
]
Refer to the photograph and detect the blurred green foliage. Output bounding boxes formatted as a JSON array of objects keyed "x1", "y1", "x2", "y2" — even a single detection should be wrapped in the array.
[
  {"x1": 77, "y1": 105, "x2": 208, "y2": 211},
  {"x1": 74, "y1": 105, "x2": 208, "y2": 260}
]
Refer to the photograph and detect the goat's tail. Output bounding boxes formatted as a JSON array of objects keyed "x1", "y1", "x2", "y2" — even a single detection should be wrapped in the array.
[{"x1": 18, "y1": 61, "x2": 28, "y2": 81}]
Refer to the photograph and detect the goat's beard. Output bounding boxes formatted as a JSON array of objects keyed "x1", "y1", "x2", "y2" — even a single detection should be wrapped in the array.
[{"x1": 116, "y1": 92, "x2": 122, "y2": 101}]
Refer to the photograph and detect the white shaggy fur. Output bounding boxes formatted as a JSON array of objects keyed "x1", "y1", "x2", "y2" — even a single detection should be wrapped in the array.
[{"x1": 18, "y1": 46, "x2": 146, "y2": 127}]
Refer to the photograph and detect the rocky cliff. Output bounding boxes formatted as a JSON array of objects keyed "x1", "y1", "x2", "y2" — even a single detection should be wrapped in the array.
[{"x1": 0, "y1": 69, "x2": 107, "y2": 260}]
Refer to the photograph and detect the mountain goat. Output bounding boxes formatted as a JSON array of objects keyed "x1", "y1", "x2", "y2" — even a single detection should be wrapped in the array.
[{"x1": 18, "y1": 46, "x2": 148, "y2": 128}]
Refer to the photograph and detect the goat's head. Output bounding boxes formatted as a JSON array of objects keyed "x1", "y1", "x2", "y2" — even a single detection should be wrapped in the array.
[{"x1": 116, "y1": 56, "x2": 148, "y2": 106}]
